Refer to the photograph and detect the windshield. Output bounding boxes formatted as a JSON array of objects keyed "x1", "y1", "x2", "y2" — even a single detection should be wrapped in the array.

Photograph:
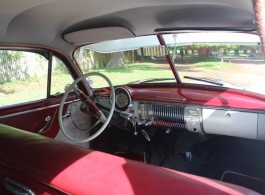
[
  {"x1": 74, "y1": 48, "x2": 176, "y2": 88},
  {"x1": 164, "y1": 33, "x2": 265, "y2": 95},
  {"x1": 74, "y1": 32, "x2": 265, "y2": 95}
]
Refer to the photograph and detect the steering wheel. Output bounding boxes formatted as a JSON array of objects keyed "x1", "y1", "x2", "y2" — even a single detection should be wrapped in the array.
[{"x1": 58, "y1": 72, "x2": 115, "y2": 143}]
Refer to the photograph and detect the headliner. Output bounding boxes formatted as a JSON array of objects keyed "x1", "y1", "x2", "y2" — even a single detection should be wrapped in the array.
[{"x1": 0, "y1": 0, "x2": 255, "y2": 58}]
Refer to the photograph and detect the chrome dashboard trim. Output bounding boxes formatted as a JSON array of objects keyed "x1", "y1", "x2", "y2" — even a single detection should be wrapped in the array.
[
  {"x1": 156, "y1": 96, "x2": 186, "y2": 102},
  {"x1": 131, "y1": 99, "x2": 265, "y2": 114},
  {"x1": 95, "y1": 96, "x2": 265, "y2": 118},
  {"x1": 94, "y1": 95, "x2": 265, "y2": 140},
  {"x1": 199, "y1": 108, "x2": 205, "y2": 133}
]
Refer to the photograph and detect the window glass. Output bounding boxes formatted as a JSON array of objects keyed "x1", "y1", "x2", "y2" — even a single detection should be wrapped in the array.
[
  {"x1": 0, "y1": 50, "x2": 48, "y2": 107},
  {"x1": 50, "y1": 56, "x2": 73, "y2": 95},
  {"x1": 164, "y1": 33, "x2": 265, "y2": 95},
  {"x1": 74, "y1": 48, "x2": 175, "y2": 88},
  {"x1": 74, "y1": 33, "x2": 265, "y2": 96}
]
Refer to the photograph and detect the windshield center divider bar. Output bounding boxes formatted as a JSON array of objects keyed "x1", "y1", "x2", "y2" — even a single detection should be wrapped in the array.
[{"x1": 156, "y1": 34, "x2": 181, "y2": 85}]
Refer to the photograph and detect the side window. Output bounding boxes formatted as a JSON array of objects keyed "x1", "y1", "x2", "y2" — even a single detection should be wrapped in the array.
[
  {"x1": 50, "y1": 56, "x2": 74, "y2": 95},
  {"x1": 0, "y1": 50, "x2": 48, "y2": 107}
]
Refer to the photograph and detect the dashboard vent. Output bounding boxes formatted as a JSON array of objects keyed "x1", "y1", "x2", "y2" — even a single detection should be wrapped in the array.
[{"x1": 140, "y1": 103, "x2": 186, "y2": 128}]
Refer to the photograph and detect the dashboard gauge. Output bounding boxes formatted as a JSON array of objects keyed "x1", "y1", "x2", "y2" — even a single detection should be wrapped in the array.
[
  {"x1": 113, "y1": 87, "x2": 131, "y2": 111},
  {"x1": 116, "y1": 93, "x2": 128, "y2": 108}
]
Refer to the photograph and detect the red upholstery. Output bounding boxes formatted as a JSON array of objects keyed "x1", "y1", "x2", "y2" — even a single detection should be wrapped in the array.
[{"x1": 0, "y1": 124, "x2": 259, "y2": 195}]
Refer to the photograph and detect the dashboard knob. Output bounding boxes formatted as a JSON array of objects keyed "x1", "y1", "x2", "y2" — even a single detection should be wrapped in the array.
[
  {"x1": 137, "y1": 120, "x2": 146, "y2": 125},
  {"x1": 120, "y1": 112, "x2": 132, "y2": 120},
  {"x1": 225, "y1": 113, "x2": 231, "y2": 118},
  {"x1": 145, "y1": 121, "x2": 152, "y2": 126}
]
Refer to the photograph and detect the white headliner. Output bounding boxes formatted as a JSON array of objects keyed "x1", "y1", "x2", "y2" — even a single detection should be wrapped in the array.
[{"x1": 0, "y1": 0, "x2": 256, "y2": 57}]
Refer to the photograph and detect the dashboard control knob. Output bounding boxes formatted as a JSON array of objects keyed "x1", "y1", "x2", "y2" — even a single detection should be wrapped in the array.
[
  {"x1": 120, "y1": 112, "x2": 133, "y2": 120},
  {"x1": 166, "y1": 128, "x2": 171, "y2": 134},
  {"x1": 185, "y1": 152, "x2": 192, "y2": 161},
  {"x1": 225, "y1": 113, "x2": 231, "y2": 118},
  {"x1": 138, "y1": 120, "x2": 146, "y2": 125},
  {"x1": 129, "y1": 110, "x2": 134, "y2": 114},
  {"x1": 80, "y1": 101, "x2": 89, "y2": 111},
  {"x1": 145, "y1": 121, "x2": 152, "y2": 126}
]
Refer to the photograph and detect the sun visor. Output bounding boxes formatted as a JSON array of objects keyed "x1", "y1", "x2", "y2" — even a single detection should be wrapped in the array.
[
  {"x1": 63, "y1": 27, "x2": 135, "y2": 46},
  {"x1": 84, "y1": 35, "x2": 160, "y2": 53}
]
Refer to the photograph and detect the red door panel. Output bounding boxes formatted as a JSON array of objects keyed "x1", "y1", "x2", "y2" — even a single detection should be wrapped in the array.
[{"x1": 0, "y1": 95, "x2": 75, "y2": 138}]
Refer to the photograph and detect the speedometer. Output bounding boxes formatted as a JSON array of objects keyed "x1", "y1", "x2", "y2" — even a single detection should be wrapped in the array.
[
  {"x1": 113, "y1": 87, "x2": 131, "y2": 111},
  {"x1": 116, "y1": 93, "x2": 129, "y2": 108}
]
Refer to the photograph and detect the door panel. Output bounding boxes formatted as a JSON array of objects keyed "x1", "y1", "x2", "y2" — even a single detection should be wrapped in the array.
[
  {"x1": 0, "y1": 49, "x2": 83, "y2": 138},
  {"x1": 0, "y1": 95, "x2": 75, "y2": 138}
]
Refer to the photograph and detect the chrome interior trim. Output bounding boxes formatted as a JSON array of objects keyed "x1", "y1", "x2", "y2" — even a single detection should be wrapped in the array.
[
  {"x1": 140, "y1": 102, "x2": 186, "y2": 128},
  {"x1": 199, "y1": 108, "x2": 205, "y2": 133},
  {"x1": 5, "y1": 178, "x2": 35, "y2": 195},
  {"x1": 0, "y1": 100, "x2": 80, "y2": 119},
  {"x1": 96, "y1": 95, "x2": 265, "y2": 114}
]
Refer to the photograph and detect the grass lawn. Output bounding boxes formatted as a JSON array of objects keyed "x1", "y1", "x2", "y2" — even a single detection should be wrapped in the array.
[
  {"x1": 0, "y1": 76, "x2": 48, "y2": 107},
  {"x1": 0, "y1": 72, "x2": 74, "y2": 107},
  {"x1": 82, "y1": 63, "x2": 175, "y2": 88},
  {"x1": 194, "y1": 61, "x2": 233, "y2": 70},
  {"x1": 177, "y1": 55, "x2": 234, "y2": 70},
  {"x1": 0, "y1": 63, "x2": 175, "y2": 106},
  {"x1": 1, "y1": 61, "x2": 264, "y2": 107}
]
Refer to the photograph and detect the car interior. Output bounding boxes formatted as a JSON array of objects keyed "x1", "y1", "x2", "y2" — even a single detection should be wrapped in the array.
[{"x1": 0, "y1": 0, "x2": 265, "y2": 194}]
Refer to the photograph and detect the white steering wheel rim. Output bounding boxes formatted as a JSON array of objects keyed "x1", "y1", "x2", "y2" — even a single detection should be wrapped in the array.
[{"x1": 58, "y1": 72, "x2": 115, "y2": 143}]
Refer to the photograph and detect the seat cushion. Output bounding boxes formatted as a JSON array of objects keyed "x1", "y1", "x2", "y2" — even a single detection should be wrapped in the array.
[{"x1": 0, "y1": 124, "x2": 260, "y2": 195}]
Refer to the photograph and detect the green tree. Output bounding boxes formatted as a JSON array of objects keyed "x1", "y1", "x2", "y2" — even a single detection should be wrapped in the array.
[{"x1": 0, "y1": 51, "x2": 23, "y2": 65}]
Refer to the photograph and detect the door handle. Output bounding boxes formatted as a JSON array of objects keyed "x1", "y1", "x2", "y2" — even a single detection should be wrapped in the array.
[
  {"x1": 38, "y1": 116, "x2": 51, "y2": 134},
  {"x1": 5, "y1": 178, "x2": 35, "y2": 195}
]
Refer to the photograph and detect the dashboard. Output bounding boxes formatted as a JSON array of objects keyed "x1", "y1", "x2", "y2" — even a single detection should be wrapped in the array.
[{"x1": 94, "y1": 86, "x2": 265, "y2": 141}]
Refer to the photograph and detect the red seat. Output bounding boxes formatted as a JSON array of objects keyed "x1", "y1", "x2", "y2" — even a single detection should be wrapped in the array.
[{"x1": 0, "y1": 124, "x2": 259, "y2": 195}]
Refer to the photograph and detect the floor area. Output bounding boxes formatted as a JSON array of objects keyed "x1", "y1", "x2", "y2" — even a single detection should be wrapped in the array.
[
  {"x1": 161, "y1": 136, "x2": 265, "y2": 194},
  {"x1": 90, "y1": 126, "x2": 265, "y2": 194}
]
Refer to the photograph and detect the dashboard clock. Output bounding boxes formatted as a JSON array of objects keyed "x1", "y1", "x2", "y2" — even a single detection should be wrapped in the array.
[{"x1": 113, "y1": 87, "x2": 131, "y2": 111}]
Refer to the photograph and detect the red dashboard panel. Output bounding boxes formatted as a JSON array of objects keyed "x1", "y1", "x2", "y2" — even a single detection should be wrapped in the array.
[
  {"x1": 127, "y1": 87, "x2": 265, "y2": 110},
  {"x1": 94, "y1": 86, "x2": 265, "y2": 111}
]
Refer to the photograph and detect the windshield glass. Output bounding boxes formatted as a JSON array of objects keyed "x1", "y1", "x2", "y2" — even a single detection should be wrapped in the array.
[
  {"x1": 74, "y1": 48, "x2": 176, "y2": 88},
  {"x1": 74, "y1": 32, "x2": 265, "y2": 95},
  {"x1": 164, "y1": 33, "x2": 265, "y2": 95}
]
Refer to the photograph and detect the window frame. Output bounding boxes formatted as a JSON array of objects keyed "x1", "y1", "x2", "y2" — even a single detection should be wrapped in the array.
[{"x1": 0, "y1": 47, "x2": 78, "y2": 108}]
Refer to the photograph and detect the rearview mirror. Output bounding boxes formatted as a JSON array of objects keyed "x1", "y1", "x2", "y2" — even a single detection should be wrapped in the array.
[{"x1": 137, "y1": 46, "x2": 167, "y2": 57}]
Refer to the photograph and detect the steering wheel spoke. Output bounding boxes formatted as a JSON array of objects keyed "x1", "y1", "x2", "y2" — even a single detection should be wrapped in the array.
[{"x1": 58, "y1": 72, "x2": 115, "y2": 143}]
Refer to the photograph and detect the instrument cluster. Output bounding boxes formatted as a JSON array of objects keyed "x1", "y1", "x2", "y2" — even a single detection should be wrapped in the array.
[{"x1": 112, "y1": 87, "x2": 132, "y2": 112}]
